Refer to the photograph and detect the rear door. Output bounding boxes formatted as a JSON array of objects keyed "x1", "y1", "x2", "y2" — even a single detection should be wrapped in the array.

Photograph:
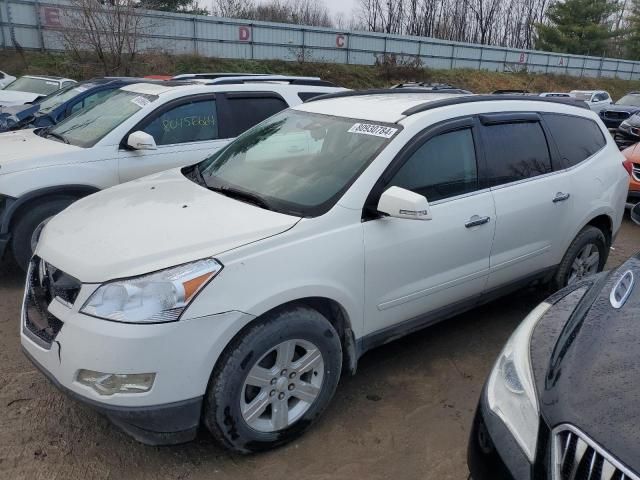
[{"x1": 481, "y1": 113, "x2": 573, "y2": 290}]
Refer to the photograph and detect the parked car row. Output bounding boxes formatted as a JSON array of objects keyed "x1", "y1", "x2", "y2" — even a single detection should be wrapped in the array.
[{"x1": 1, "y1": 71, "x2": 638, "y2": 477}]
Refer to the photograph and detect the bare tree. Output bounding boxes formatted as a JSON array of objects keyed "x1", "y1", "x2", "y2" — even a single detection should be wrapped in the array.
[{"x1": 59, "y1": 0, "x2": 145, "y2": 75}]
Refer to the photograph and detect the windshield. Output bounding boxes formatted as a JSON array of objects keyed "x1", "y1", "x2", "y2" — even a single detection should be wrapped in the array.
[
  {"x1": 4, "y1": 77, "x2": 60, "y2": 95},
  {"x1": 616, "y1": 94, "x2": 640, "y2": 106},
  {"x1": 198, "y1": 110, "x2": 399, "y2": 216},
  {"x1": 37, "y1": 83, "x2": 97, "y2": 114},
  {"x1": 47, "y1": 89, "x2": 158, "y2": 148}
]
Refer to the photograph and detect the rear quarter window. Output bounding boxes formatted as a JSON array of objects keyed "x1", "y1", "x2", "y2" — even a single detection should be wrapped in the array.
[{"x1": 543, "y1": 113, "x2": 607, "y2": 168}]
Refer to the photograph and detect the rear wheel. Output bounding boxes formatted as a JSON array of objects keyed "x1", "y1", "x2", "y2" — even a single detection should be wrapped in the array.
[
  {"x1": 204, "y1": 306, "x2": 342, "y2": 453},
  {"x1": 11, "y1": 197, "x2": 75, "y2": 271},
  {"x1": 552, "y1": 226, "x2": 608, "y2": 290}
]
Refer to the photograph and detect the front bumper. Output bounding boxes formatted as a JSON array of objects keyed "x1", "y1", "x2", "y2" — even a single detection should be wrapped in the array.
[
  {"x1": 468, "y1": 386, "x2": 551, "y2": 480},
  {"x1": 20, "y1": 278, "x2": 255, "y2": 445},
  {"x1": 23, "y1": 346, "x2": 202, "y2": 445}
]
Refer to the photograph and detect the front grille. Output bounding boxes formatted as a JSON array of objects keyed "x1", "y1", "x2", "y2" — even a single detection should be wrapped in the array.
[
  {"x1": 23, "y1": 257, "x2": 81, "y2": 348},
  {"x1": 632, "y1": 164, "x2": 640, "y2": 182},
  {"x1": 553, "y1": 426, "x2": 639, "y2": 480},
  {"x1": 603, "y1": 111, "x2": 631, "y2": 120}
]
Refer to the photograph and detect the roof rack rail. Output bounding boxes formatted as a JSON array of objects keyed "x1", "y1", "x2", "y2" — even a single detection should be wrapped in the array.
[
  {"x1": 305, "y1": 89, "x2": 589, "y2": 114},
  {"x1": 401, "y1": 95, "x2": 589, "y2": 116},
  {"x1": 305, "y1": 88, "x2": 459, "y2": 103},
  {"x1": 203, "y1": 75, "x2": 337, "y2": 87},
  {"x1": 171, "y1": 73, "x2": 270, "y2": 80}
]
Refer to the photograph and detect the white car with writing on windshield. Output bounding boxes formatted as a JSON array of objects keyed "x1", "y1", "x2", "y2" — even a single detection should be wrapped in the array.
[
  {"x1": 23, "y1": 91, "x2": 627, "y2": 453},
  {"x1": 0, "y1": 77, "x2": 344, "y2": 270}
]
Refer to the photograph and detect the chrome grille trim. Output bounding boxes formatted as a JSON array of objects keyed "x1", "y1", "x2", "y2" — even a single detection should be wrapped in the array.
[
  {"x1": 553, "y1": 425, "x2": 639, "y2": 480},
  {"x1": 632, "y1": 164, "x2": 640, "y2": 182}
]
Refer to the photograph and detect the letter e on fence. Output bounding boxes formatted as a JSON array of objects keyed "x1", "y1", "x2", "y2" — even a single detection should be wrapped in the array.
[
  {"x1": 41, "y1": 6, "x2": 62, "y2": 28},
  {"x1": 336, "y1": 34, "x2": 345, "y2": 48},
  {"x1": 239, "y1": 26, "x2": 252, "y2": 42}
]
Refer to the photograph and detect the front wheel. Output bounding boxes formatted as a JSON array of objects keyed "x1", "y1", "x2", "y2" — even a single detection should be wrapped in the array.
[
  {"x1": 11, "y1": 197, "x2": 75, "y2": 271},
  {"x1": 204, "y1": 306, "x2": 342, "y2": 453},
  {"x1": 552, "y1": 226, "x2": 608, "y2": 290}
]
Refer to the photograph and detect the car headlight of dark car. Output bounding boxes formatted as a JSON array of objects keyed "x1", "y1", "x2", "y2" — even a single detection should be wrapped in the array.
[{"x1": 486, "y1": 301, "x2": 552, "y2": 462}]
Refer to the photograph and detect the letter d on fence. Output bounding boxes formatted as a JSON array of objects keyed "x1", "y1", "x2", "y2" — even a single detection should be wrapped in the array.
[{"x1": 239, "y1": 26, "x2": 251, "y2": 42}]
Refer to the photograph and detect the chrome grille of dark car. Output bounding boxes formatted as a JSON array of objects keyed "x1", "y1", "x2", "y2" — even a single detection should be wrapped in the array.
[
  {"x1": 603, "y1": 111, "x2": 631, "y2": 120},
  {"x1": 632, "y1": 164, "x2": 640, "y2": 182},
  {"x1": 23, "y1": 257, "x2": 81, "y2": 348},
  {"x1": 553, "y1": 426, "x2": 639, "y2": 480}
]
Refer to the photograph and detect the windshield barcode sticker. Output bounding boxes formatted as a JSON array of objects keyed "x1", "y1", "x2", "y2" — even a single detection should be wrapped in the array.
[
  {"x1": 348, "y1": 123, "x2": 398, "y2": 138},
  {"x1": 131, "y1": 96, "x2": 151, "y2": 108},
  {"x1": 45, "y1": 81, "x2": 58, "y2": 86}
]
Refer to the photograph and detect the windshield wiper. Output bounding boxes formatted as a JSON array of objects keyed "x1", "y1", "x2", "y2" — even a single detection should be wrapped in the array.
[
  {"x1": 44, "y1": 130, "x2": 69, "y2": 144},
  {"x1": 210, "y1": 185, "x2": 272, "y2": 211}
]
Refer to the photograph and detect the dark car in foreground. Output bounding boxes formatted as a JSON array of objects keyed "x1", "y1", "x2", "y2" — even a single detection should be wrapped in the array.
[
  {"x1": 0, "y1": 78, "x2": 157, "y2": 133},
  {"x1": 468, "y1": 210, "x2": 640, "y2": 480},
  {"x1": 600, "y1": 92, "x2": 640, "y2": 129}
]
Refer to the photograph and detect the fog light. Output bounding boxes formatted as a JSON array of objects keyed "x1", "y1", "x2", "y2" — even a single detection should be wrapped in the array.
[{"x1": 76, "y1": 370, "x2": 155, "y2": 396}]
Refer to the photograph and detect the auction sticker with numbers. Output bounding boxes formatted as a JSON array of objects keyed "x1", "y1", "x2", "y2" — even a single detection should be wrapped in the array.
[
  {"x1": 348, "y1": 123, "x2": 398, "y2": 138},
  {"x1": 131, "y1": 96, "x2": 151, "y2": 108}
]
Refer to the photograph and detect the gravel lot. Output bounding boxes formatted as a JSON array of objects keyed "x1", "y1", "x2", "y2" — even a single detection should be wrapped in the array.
[{"x1": 1, "y1": 217, "x2": 638, "y2": 480}]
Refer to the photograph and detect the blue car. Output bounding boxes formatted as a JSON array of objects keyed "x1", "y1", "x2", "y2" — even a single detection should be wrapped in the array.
[{"x1": 0, "y1": 77, "x2": 160, "y2": 133}]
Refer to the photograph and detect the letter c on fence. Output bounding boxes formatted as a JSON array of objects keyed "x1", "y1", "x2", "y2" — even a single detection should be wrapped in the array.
[
  {"x1": 239, "y1": 26, "x2": 251, "y2": 42},
  {"x1": 41, "y1": 6, "x2": 62, "y2": 27},
  {"x1": 336, "y1": 35, "x2": 345, "y2": 48}
]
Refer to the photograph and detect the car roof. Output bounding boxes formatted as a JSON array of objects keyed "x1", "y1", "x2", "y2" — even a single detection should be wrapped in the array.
[
  {"x1": 297, "y1": 92, "x2": 466, "y2": 123},
  {"x1": 119, "y1": 81, "x2": 344, "y2": 97},
  {"x1": 297, "y1": 90, "x2": 590, "y2": 123}
]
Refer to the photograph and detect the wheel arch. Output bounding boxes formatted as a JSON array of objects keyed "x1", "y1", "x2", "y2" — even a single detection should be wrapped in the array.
[
  {"x1": 585, "y1": 213, "x2": 613, "y2": 247},
  {"x1": 2, "y1": 185, "x2": 100, "y2": 234}
]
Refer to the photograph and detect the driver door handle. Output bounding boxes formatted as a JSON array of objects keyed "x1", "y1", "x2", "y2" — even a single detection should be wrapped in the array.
[
  {"x1": 465, "y1": 215, "x2": 491, "y2": 228},
  {"x1": 553, "y1": 192, "x2": 571, "y2": 203}
]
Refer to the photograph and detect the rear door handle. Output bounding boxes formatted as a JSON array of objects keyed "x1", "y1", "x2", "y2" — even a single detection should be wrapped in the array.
[
  {"x1": 553, "y1": 192, "x2": 571, "y2": 203},
  {"x1": 465, "y1": 215, "x2": 491, "y2": 228}
]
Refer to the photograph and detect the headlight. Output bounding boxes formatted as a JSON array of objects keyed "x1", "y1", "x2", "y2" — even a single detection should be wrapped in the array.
[
  {"x1": 620, "y1": 120, "x2": 631, "y2": 130},
  {"x1": 486, "y1": 301, "x2": 551, "y2": 462},
  {"x1": 81, "y1": 258, "x2": 222, "y2": 323}
]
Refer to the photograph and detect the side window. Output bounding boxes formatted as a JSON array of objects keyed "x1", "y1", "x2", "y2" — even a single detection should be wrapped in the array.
[
  {"x1": 69, "y1": 90, "x2": 112, "y2": 115},
  {"x1": 594, "y1": 93, "x2": 607, "y2": 102},
  {"x1": 143, "y1": 99, "x2": 218, "y2": 146},
  {"x1": 482, "y1": 122, "x2": 552, "y2": 186},
  {"x1": 543, "y1": 114, "x2": 607, "y2": 168},
  {"x1": 387, "y1": 128, "x2": 478, "y2": 202},
  {"x1": 224, "y1": 96, "x2": 288, "y2": 137}
]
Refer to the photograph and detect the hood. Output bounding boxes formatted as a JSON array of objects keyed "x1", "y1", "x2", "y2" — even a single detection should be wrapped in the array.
[
  {"x1": 37, "y1": 169, "x2": 301, "y2": 282},
  {"x1": 0, "y1": 129, "x2": 81, "y2": 175},
  {"x1": 0, "y1": 104, "x2": 40, "y2": 132},
  {"x1": 0, "y1": 90, "x2": 41, "y2": 106},
  {"x1": 604, "y1": 104, "x2": 640, "y2": 114},
  {"x1": 539, "y1": 255, "x2": 640, "y2": 473}
]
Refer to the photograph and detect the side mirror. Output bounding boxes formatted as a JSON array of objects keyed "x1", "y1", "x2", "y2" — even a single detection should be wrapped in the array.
[
  {"x1": 632, "y1": 203, "x2": 640, "y2": 226},
  {"x1": 127, "y1": 131, "x2": 157, "y2": 150},
  {"x1": 377, "y1": 186, "x2": 432, "y2": 220}
]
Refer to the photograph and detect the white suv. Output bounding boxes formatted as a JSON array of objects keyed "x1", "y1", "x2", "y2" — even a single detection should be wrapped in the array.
[
  {"x1": 22, "y1": 92, "x2": 628, "y2": 452},
  {"x1": 0, "y1": 77, "x2": 344, "y2": 269}
]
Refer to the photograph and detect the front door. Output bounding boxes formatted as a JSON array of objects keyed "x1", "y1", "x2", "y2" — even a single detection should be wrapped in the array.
[
  {"x1": 363, "y1": 121, "x2": 496, "y2": 337},
  {"x1": 118, "y1": 96, "x2": 228, "y2": 183}
]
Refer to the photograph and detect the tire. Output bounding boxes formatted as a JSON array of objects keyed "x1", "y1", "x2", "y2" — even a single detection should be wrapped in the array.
[
  {"x1": 11, "y1": 197, "x2": 75, "y2": 271},
  {"x1": 551, "y1": 226, "x2": 608, "y2": 290},
  {"x1": 204, "y1": 306, "x2": 342, "y2": 453}
]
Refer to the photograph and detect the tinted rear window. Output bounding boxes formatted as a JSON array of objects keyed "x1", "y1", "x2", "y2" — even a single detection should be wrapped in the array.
[
  {"x1": 482, "y1": 122, "x2": 552, "y2": 186},
  {"x1": 225, "y1": 96, "x2": 288, "y2": 137},
  {"x1": 543, "y1": 114, "x2": 606, "y2": 168}
]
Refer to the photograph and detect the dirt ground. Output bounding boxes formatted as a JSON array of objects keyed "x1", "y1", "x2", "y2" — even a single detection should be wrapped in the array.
[{"x1": 1, "y1": 218, "x2": 639, "y2": 480}]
